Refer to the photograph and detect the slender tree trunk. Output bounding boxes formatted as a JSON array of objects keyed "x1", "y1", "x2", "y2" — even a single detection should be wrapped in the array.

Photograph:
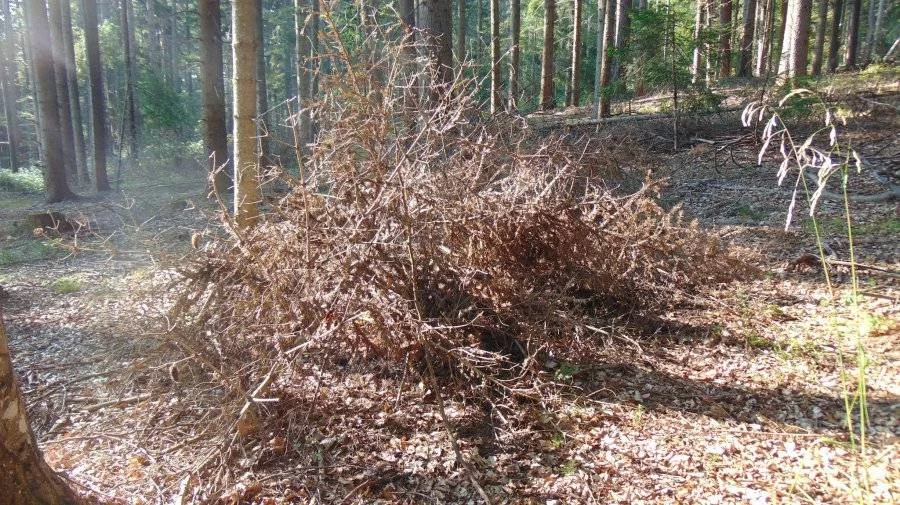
[
  {"x1": 122, "y1": 0, "x2": 140, "y2": 161},
  {"x1": 778, "y1": 0, "x2": 812, "y2": 78},
  {"x1": 456, "y1": 0, "x2": 466, "y2": 63},
  {"x1": 25, "y1": 0, "x2": 75, "y2": 201},
  {"x1": 720, "y1": 0, "x2": 734, "y2": 76},
  {"x1": 826, "y1": 0, "x2": 843, "y2": 70},
  {"x1": 692, "y1": 0, "x2": 706, "y2": 83},
  {"x1": 862, "y1": 0, "x2": 875, "y2": 62},
  {"x1": 539, "y1": 0, "x2": 556, "y2": 110},
  {"x1": 567, "y1": 0, "x2": 583, "y2": 106},
  {"x1": 0, "y1": 0, "x2": 19, "y2": 172},
  {"x1": 870, "y1": 0, "x2": 886, "y2": 58},
  {"x1": 592, "y1": 0, "x2": 605, "y2": 116},
  {"x1": 774, "y1": 0, "x2": 789, "y2": 71},
  {"x1": 256, "y1": 0, "x2": 270, "y2": 166},
  {"x1": 489, "y1": 0, "x2": 501, "y2": 112},
  {"x1": 811, "y1": 0, "x2": 828, "y2": 73},
  {"x1": 48, "y1": 0, "x2": 77, "y2": 179},
  {"x1": 598, "y1": 0, "x2": 615, "y2": 117},
  {"x1": 755, "y1": 0, "x2": 775, "y2": 74},
  {"x1": 738, "y1": 0, "x2": 757, "y2": 76},
  {"x1": 83, "y1": 0, "x2": 110, "y2": 190},
  {"x1": 508, "y1": 0, "x2": 520, "y2": 110},
  {"x1": 233, "y1": 0, "x2": 261, "y2": 228},
  {"x1": 61, "y1": 0, "x2": 88, "y2": 181},
  {"x1": 844, "y1": 0, "x2": 860, "y2": 67},
  {"x1": 1, "y1": 306, "x2": 78, "y2": 505},
  {"x1": 296, "y1": 0, "x2": 311, "y2": 144},
  {"x1": 612, "y1": 0, "x2": 631, "y2": 82},
  {"x1": 200, "y1": 0, "x2": 229, "y2": 194}
]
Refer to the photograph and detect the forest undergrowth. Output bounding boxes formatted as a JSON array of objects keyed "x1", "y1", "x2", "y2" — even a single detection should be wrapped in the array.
[{"x1": 0, "y1": 63, "x2": 897, "y2": 503}]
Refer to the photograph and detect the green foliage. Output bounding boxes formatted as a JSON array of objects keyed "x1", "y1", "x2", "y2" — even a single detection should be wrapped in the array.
[
  {"x1": 52, "y1": 276, "x2": 82, "y2": 294},
  {"x1": 0, "y1": 167, "x2": 44, "y2": 193},
  {"x1": 138, "y1": 72, "x2": 197, "y2": 139}
]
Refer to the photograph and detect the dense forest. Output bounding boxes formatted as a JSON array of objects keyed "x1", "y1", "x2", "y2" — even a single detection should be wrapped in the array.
[{"x1": 0, "y1": 0, "x2": 898, "y2": 503}]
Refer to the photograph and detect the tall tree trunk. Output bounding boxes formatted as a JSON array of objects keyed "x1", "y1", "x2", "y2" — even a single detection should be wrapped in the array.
[
  {"x1": 121, "y1": 0, "x2": 140, "y2": 160},
  {"x1": 83, "y1": 0, "x2": 110, "y2": 190},
  {"x1": 720, "y1": 0, "x2": 734, "y2": 76},
  {"x1": 508, "y1": 0, "x2": 520, "y2": 110},
  {"x1": 778, "y1": 0, "x2": 812, "y2": 78},
  {"x1": 0, "y1": 0, "x2": 19, "y2": 172},
  {"x1": 567, "y1": 0, "x2": 583, "y2": 106},
  {"x1": 844, "y1": 0, "x2": 860, "y2": 67},
  {"x1": 456, "y1": 0, "x2": 466, "y2": 63},
  {"x1": 1, "y1": 306, "x2": 77, "y2": 505},
  {"x1": 25, "y1": 0, "x2": 75, "y2": 201},
  {"x1": 592, "y1": 0, "x2": 605, "y2": 116},
  {"x1": 612, "y1": 0, "x2": 631, "y2": 82},
  {"x1": 774, "y1": 0, "x2": 789, "y2": 71},
  {"x1": 826, "y1": 0, "x2": 843, "y2": 70},
  {"x1": 811, "y1": 0, "x2": 828, "y2": 73},
  {"x1": 256, "y1": 0, "x2": 270, "y2": 166},
  {"x1": 417, "y1": 0, "x2": 454, "y2": 90},
  {"x1": 48, "y1": 0, "x2": 77, "y2": 180},
  {"x1": 539, "y1": 0, "x2": 556, "y2": 110},
  {"x1": 692, "y1": 0, "x2": 706, "y2": 83},
  {"x1": 870, "y1": 0, "x2": 886, "y2": 58},
  {"x1": 489, "y1": 0, "x2": 500, "y2": 112},
  {"x1": 233, "y1": 0, "x2": 261, "y2": 228},
  {"x1": 200, "y1": 0, "x2": 229, "y2": 195},
  {"x1": 61, "y1": 0, "x2": 88, "y2": 181},
  {"x1": 737, "y1": 0, "x2": 757, "y2": 76},
  {"x1": 862, "y1": 0, "x2": 875, "y2": 62},
  {"x1": 755, "y1": 0, "x2": 775, "y2": 74},
  {"x1": 597, "y1": 0, "x2": 615, "y2": 117}
]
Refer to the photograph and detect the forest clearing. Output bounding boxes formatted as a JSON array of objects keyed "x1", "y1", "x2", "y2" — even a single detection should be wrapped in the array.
[{"x1": 0, "y1": 0, "x2": 898, "y2": 503}]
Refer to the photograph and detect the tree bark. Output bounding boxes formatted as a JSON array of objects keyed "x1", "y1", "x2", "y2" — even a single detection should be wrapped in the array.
[
  {"x1": 83, "y1": 0, "x2": 110, "y2": 190},
  {"x1": 737, "y1": 0, "x2": 757, "y2": 76},
  {"x1": 720, "y1": 0, "x2": 734, "y2": 76},
  {"x1": 597, "y1": 0, "x2": 615, "y2": 117},
  {"x1": 592, "y1": 0, "x2": 605, "y2": 116},
  {"x1": 844, "y1": 0, "x2": 860, "y2": 68},
  {"x1": 61, "y1": 0, "x2": 88, "y2": 181},
  {"x1": 121, "y1": 0, "x2": 140, "y2": 160},
  {"x1": 567, "y1": 0, "x2": 583, "y2": 106},
  {"x1": 755, "y1": 0, "x2": 775, "y2": 75},
  {"x1": 417, "y1": 0, "x2": 454, "y2": 90},
  {"x1": 25, "y1": 0, "x2": 75, "y2": 202},
  {"x1": 256, "y1": 0, "x2": 270, "y2": 166},
  {"x1": 811, "y1": 0, "x2": 828, "y2": 74},
  {"x1": 508, "y1": 0, "x2": 520, "y2": 110},
  {"x1": 826, "y1": 0, "x2": 843, "y2": 71},
  {"x1": 0, "y1": 0, "x2": 20, "y2": 173},
  {"x1": 200, "y1": 0, "x2": 230, "y2": 195},
  {"x1": 870, "y1": 0, "x2": 886, "y2": 58},
  {"x1": 539, "y1": 0, "x2": 556, "y2": 110},
  {"x1": 1, "y1": 305, "x2": 77, "y2": 505},
  {"x1": 48, "y1": 0, "x2": 77, "y2": 180},
  {"x1": 692, "y1": 0, "x2": 706, "y2": 83},
  {"x1": 0, "y1": 49, "x2": 16, "y2": 173},
  {"x1": 233, "y1": 0, "x2": 261, "y2": 229},
  {"x1": 862, "y1": 0, "x2": 875, "y2": 62},
  {"x1": 778, "y1": 0, "x2": 812, "y2": 79},
  {"x1": 456, "y1": 0, "x2": 466, "y2": 63},
  {"x1": 612, "y1": 0, "x2": 632, "y2": 82},
  {"x1": 489, "y1": 0, "x2": 501, "y2": 112}
]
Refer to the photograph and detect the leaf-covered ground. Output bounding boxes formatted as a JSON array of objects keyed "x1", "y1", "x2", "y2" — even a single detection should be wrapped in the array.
[{"x1": 1, "y1": 87, "x2": 897, "y2": 504}]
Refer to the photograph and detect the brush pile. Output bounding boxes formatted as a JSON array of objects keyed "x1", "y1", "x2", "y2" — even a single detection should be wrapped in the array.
[{"x1": 167, "y1": 37, "x2": 749, "y2": 442}]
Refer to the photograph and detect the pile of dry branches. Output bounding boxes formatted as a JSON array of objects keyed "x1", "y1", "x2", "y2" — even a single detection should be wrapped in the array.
[{"x1": 166, "y1": 30, "x2": 749, "y2": 458}]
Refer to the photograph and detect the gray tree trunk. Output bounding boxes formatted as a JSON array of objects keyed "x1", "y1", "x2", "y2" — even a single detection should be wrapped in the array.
[
  {"x1": 540, "y1": 0, "x2": 556, "y2": 110},
  {"x1": 199, "y1": 0, "x2": 230, "y2": 194}
]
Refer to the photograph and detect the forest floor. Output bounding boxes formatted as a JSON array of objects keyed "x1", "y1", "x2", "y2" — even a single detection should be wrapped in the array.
[{"x1": 0, "y1": 78, "x2": 898, "y2": 504}]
